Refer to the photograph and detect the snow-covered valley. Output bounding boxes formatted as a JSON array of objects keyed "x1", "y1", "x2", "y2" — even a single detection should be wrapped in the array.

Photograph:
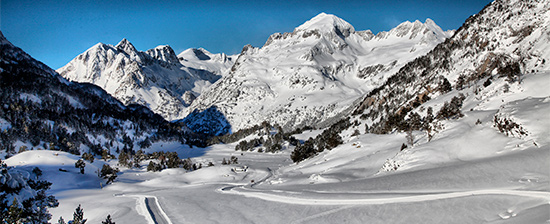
[
  {"x1": 3, "y1": 71, "x2": 549, "y2": 223},
  {"x1": 1, "y1": 0, "x2": 549, "y2": 223}
]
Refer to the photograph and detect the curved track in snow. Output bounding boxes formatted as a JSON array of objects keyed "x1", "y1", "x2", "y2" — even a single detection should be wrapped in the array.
[
  {"x1": 144, "y1": 196, "x2": 172, "y2": 224},
  {"x1": 219, "y1": 187, "x2": 550, "y2": 206},
  {"x1": 117, "y1": 194, "x2": 173, "y2": 224}
]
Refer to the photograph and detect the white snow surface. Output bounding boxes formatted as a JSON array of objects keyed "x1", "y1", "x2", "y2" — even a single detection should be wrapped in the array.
[
  {"x1": 5, "y1": 70, "x2": 549, "y2": 223},
  {"x1": 177, "y1": 48, "x2": 236, "y2": 77},
  {"x1": 186, "y1": 13, "x2": 453, "y2": 132}
]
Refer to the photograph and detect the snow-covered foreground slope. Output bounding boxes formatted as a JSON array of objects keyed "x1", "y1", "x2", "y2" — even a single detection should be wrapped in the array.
[
  {"x1": 57, "y1": 40, "x2": 227, "y2": 121},
  {"x1": 7, "y1": 70, "x2": 548, "y2": 223},
  {"x1": 184, "y1": 13, "x2": 453, "y2": 133}
]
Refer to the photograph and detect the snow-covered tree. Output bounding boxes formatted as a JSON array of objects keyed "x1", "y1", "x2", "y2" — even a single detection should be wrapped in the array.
[
  {"x1": 100, "y1": 165, "x2": 119, "y2": 185},
  {"x1": 75, "y1": 159, "x2": 85, "y2": 174},
  {"x1": 0, "y1": 160, "x2": 58, "y2": 223}
]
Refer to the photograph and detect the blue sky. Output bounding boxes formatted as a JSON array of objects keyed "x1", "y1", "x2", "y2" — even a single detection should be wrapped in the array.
[{"x1": 1, "y1": 0, "x2": 492, "y2": 69}]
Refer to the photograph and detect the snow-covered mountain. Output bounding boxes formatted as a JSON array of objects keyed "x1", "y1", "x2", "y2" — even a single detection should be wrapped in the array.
[
  {"x1": 0, "y1": 31, "x2": 193, "y2": 157},
  {"x1": 178, "y1": 48, "x2": 236, "y2": 76},
  {"x1": 184, "y1": 13, "x2": 453, "y2": 134},
  {"x1": 57, "y1": 39, "x2": 225, "y2": 121},
  {"x1": 351, "y1": 0, "x2": 550, "y2": 134}
]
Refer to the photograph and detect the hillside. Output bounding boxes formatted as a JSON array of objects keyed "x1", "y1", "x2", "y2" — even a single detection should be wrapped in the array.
[{"x1": 0, "y1": 31, "x2": 194, "y2": 158}]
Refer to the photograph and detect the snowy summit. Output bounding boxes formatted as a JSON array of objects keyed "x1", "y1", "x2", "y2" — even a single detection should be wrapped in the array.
[{"x1": 294, "y1": 12, "x2": 356, "y2": 37}]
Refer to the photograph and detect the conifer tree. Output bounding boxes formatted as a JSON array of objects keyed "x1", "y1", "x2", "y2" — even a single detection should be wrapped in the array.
[
  {"x1": 75, "y1": 159, "x2": 85, "y2": 174},
  {"x1": 102, "y1": 214, "x2": 115, "y2": 224},
  {"x1": 71, "y1": 204, "x2": 86, "y2": 224}
]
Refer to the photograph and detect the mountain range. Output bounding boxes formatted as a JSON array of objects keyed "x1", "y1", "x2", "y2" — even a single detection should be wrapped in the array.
[
  {"x1": 58, "y1": 40, "x2": 235, "y2": 121},
  {"x1": 58, "y1": 13, "x2": 453, "y2": 135},
  {"x1": 0, "y1": 30, "x2": 194, "y2": 158}
]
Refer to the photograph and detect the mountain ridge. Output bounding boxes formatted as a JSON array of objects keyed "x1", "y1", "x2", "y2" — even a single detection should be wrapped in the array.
[
  {"x1": 0, "y1": 31, "x2": 196, "y2": 157},
  {"x1": 57, "y1": 39, "x2": 225, "y2": 121},
  {"x1": 183, "y1": 13, "x2": 453, "y2": 134}
]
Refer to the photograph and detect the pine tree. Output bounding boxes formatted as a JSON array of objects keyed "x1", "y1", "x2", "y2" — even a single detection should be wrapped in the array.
[
  {"x1": 182, "y1": 158, "x2": 193, "y2": 170},
  {"x1": 118, "y1": 151, "x2": 129, "y2": 167},
  {"x1": 102, "y1": 214, "x2": 115, "y2": 224},
  {"x1": 75, "y1": 159, "x2": 85, "y2": 174},
  {"x1": 5, "y1": 198, "x2": 22, "y2": 224},
  {"x1": 100, "y1": 164, "x2": 119, "y2": 184},
  {"x1": 71, "y1": 204, "x2": 86, "y2": 224},
  {"x1": 406, "y1": 130, "x2": 415, "y2": 146},
  {"x1": 147, "y1": 161, "x2": 162, "y2": 172},
  {"x1": 230, "y1": 156, "x2": 238, "y2": 164}
]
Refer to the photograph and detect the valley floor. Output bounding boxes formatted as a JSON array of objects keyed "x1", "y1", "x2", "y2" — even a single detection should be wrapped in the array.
[
  {"x1": 7, "y1": 137, "x2": 549, "y2": 224},
  {"x1": 5, "y1": 72, "x2": 550, "y2": 223}
]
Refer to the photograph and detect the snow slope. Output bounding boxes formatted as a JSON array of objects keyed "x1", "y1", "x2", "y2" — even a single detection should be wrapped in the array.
[
  {"x1": 185, "y1": 13, "x2": 453, "y2": 133},
  {"x1": 177, "y1": 48, "x2": 236, "y2": 76},
  {"x1": 9, "y1": 71, "x2": 548, "y2": 223},
  {"x1": 57, "y1": 39, "x2": 223, "y2": 121},
  {"x1": 352, "y1": 0, "x2": 550, "y2": 135}
]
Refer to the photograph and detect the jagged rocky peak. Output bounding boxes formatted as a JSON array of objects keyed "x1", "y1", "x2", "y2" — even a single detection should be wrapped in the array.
[
  {"x1": 115, "y1": 38, "x2": 137, "y2": 53},
  {"x1": 146, "y1": 45, "x2": 179, "y2": 64},
  {"x1": 375, "y1": 18, "x2": 451, "y2": 41},
  {"x1": 356, "y1": 30, "x2": 375, "y2": 41},
  {"x1": 114, "y1": 38, "x2": 145, "y2": 62},
  {"x1": 240, "y1": 44, "x2": 258, "y2": 55},
  {"x1": 58, "y1": 37, "x2": 227, "y2": 121},
  {"x1": 294, "y1": 12, "x2": 355, "y2": 38}
]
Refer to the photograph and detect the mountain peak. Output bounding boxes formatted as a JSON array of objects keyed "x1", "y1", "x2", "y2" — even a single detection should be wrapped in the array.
[
  {"x1": 178, "y1": 48, "x2": 214, "y2": 61},
  {"x1": 115, "y1": 38, "x2": 137, "y2": 53},
  {"x1": 146, "y1": 45, "x2": 179, "y2": 64},
  {"x1": 190, "y1": 48, "x2": 213, "y2": 60},
  {"x1": 295, "y1": 13, "x2": 355, "y2": 37},
  {"x1": 424, "y1": 18, "x2": 436, "y2": 26},
  {"x1": 375, "y1": 18, "x2": 450, "y2": 41}
]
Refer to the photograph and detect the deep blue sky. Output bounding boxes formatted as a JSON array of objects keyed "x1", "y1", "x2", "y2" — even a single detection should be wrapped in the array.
[{"x1": 1, "y1": 0, "x2": 492, "y2": 69}]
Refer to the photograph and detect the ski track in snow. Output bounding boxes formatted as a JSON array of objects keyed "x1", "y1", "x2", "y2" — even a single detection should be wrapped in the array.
[
  {"x1": 119, "y1": 194, "x2": 173, "y2": 224},
  {"x1": 217, "y1": 163, "x2": 550, "y2": 207},
  {"x1": 145, "y1": 196, "x2": 172, "y2": 224},
  {"x1": 219, "y1": 187, "x2": 550, "y2": 206},
  {"x1": 290, "y1": 205, "x2": 356, "y2": 224}
]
